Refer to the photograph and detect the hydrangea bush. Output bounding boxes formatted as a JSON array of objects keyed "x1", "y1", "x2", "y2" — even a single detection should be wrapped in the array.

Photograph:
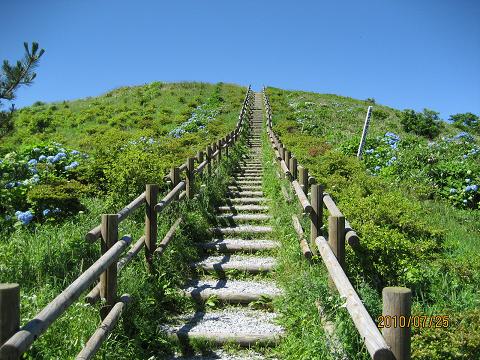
[
  {"x1": 0, "y1": 142, "x2": 88, "y2": 227},
  {"x1": 344, "y1": 131, "x2": 480, "y2": 209},
  {"x1": 169, "y1": 86, "x2": 223, "y2": 138}
]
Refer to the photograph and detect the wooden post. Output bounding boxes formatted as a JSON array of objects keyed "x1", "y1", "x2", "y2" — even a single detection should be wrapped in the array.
[
  {"x1": 357, "y1": 106, "x2": 373, "y2": 159},
  {"x1": 100, "y1": 214, "x2": 118, "y2": 319},
  {"x1": 382, "y1": 287, "x2": 412, "y2": 360},
  {"x1": 285, "y1": 150, "x2": 291, "y2": 168},
  {"x1": 186, "y1": 157, "x2": 195, "y2": 198},
  {"x1": 279, "y1": 144, "x2": 284, "y2": 160},
  {"x1": 299, "y1": 166, "x2": 309, "y2": 194},
  {"x1": 0, "y1": 284, "x2": 20, "y2": 348},
  {"x1": 145, "y1": 184, "x2": 158, "y2": 273},
  {"x1": 225, "y1": 136, "x2": 229, "y2": 157},
  {"x1": 206, "y1": 145, "x2": 212, "y2": 175},
  {"x1": 211, "y1": 143, "x2": 217, "y2": 164},
  {"x1": 217, "y1": 140, "x2": 222, "y2": 162},
  {"x1": 310, "y1": 184, "x2": 323, "y2": 255},
  {"x1": 328, "y1": 215, "x2": 345, "y2": 268},
  {"x1": 290, "y1": 157, "x2": 298, "y2": 180},
  {"x1": 170, "y1": 167, "x2": 180, "y2": 199},
  {"x1": 197, "y1": 150, "x2": 204, "y2": 164}
]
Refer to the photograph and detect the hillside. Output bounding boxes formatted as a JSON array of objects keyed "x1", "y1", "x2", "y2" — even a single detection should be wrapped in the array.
[
  {"x1": 0, "y1": 82, "x2": 479, "y2": 359},
  {"x1": 266, "y1": 86, "x2": 480, "y2": 359}
]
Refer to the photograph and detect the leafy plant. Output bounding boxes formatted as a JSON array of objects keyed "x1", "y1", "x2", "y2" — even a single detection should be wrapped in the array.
[{"x1": 400, "y1": 108, "x2": 442, "y2": 138}]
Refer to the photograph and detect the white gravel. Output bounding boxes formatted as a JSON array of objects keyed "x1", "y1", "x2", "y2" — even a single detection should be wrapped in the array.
[
  {"x1": 163, "y1": 308, "x2": 284, "y2": 339},
  {"x1": 169, "y1": 349, "x2": 276, "y2": 359},
  {"x1": 194, "y1": 255, "x2": 277, "y2": 272},
  {"x1": 183, "y1": 279, "x2": 283, "y2": 298},
  {"x1": 202, "y1": 238, "x2": 280, "y2": 251}
]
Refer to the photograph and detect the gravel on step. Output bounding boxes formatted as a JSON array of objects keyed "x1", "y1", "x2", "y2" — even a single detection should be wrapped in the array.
[
  {"x1": 216, "y1": 205, "x2": 269, "y2": 212},
  {"x1": 162, "y1": 308, "x2": 284, "y2": 345},
  {"x1": 169, "y1": 349, "x2": 276, "y2": 360},
  {"x1": 193, "y1": 255, "x2": 277, "y2": 272},
  {"x1": 182, "y1": 279, "x2": 283, "y2": 301},
  {"x1": 210, "y1": 225, "x2": 272, "y2": 235},
  {"x1": 200, "y1": 238, "x2": 280, "y2": 252}
]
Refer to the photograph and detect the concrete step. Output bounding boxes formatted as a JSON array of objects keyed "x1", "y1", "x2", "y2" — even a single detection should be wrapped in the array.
[
  {"x1": 163, "y1": 308, "x2": 284, "y2": 346},
  {"x1": 227, "y1": 197, "x2": 266, "y2": 205},
  {"x1": 227, "y1": 191, "x2": 264, "y2": 198},
  {"x1": 182, "y1": 279, "x2": 282, "y2": 303},
  {"x1": 228, "y1": 185, "x2": 262, "y2": 191},
  {"x1": 216, "y1": 214, "x2": 271, "y2": 221},
  {"x1": 229, "y1": 181, "x2": 262, "y2": 186},
  {"x1": 210, "y1": 225, "x2": 272, "y2": 235},
  {"x1": 216, "y1": 205, "x2": 269, "y2": 213},
  {"x1": 193, "y1": 255, "x2": 277, "y2": 273},
  {"x1": 200, "y1": 238, "x2": 280, "y2": 253}
]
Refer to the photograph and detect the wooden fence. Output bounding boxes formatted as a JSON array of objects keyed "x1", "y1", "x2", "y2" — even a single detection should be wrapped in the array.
[
  {"x1": 262, "y1": 88, "x2": 411, "y2": 360},
  {"x1": 0, "y1": 87, "x2": 255, "y2": 360}
]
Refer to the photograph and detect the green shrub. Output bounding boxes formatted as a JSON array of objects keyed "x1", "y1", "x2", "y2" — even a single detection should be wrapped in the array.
[
  {"x1": 450, "y1": 112, "x2": 479, "y2": 134},
  {"x1": 27, "y1": 180, "x2": 88, "y2": 217},
  {"x1": 400, "y1": 109, "x2": 442, "y2": 138}
]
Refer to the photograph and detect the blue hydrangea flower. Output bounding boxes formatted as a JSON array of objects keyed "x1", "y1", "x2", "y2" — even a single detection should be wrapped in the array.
[
  {"x1": 46, "y1": 155, "x2": 55, "y2": 163},
  {"x1": 449, "y1": 188, "x2": 457, "y2": 194},
  {"x1": 466, "y1": 185, "x2": 478, "y2": 192},
  {"x1": 5, "y1": 182, "x2": 15, "y2": 189},
  {"x1": 53, "y1": 208, "x2": 61, "y2": 213},
  {"x1": 374, "y1": 165, "x2": 381, "y2": 171},
  {"x1": 15, "y1": 210, "x2": 34, "y2": 225},
  {"x1": 365, "y1": 149, "x2": 374, "y2": 154},
  {"x1": 65, "y1": 161, "x2": 79, "y2": 170},
  {"x1": 33, "y1": 148, "x2": 40, "y2": 152},
  {"x1": 38, "y1": 155, "x2": 47, "y2": 161},
  {"x1": 42, "y1": 209, "x2": 51, "y2": 216},
  {"x1": 70, "y1": 150, "x2": 80, "y2": 155},
  {"x1": 28, "y1": 159, "x2": 38, "y2": 166}
]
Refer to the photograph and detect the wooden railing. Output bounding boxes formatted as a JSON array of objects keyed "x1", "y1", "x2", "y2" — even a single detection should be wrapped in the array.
[
  {"x1": 0, "y1": 86, "x2": 255, "y2": 360},
  {"x1": 263, "y1": 88, "x2": 411, "y2": 360}
]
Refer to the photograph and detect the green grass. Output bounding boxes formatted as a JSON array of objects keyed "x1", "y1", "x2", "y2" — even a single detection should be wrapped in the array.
[
  {"x1": 266, "y1": 87, "x2": 480, "y2": 359},
  {"x1": 0, "y1": 87, "x2": 250, "y2": 359},
  {"x1": 1, "y1": 82, "x2": 246, "y2": 154}
]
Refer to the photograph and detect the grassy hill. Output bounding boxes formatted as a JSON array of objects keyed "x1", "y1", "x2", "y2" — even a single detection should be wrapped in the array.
[
  {"x1": 266, "y1": 86, "x2": 480, "y2": 359},
  {"x1": 0, "y1": 82, "x2": 479, "y2": 359}
]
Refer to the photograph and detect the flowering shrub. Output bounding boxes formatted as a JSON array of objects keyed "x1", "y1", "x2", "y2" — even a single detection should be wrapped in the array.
[
  {"x1": 0, "y1": 142, "x2": 88, "y2": 227},
  {"x1": 345, "y1": 131, "x2": 480, "y2": 209},
  {"x1": 169, "y1": 86, "x2": 223, "y2": 138}
]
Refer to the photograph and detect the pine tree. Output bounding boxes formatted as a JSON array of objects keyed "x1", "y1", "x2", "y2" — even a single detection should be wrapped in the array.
[{"x1": 0, "y1": 42, "x2": 45, "y2": 107}]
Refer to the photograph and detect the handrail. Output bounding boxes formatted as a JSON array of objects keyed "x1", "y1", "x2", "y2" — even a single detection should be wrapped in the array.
[
  {"x1": 85, "y1": 192, "x2": 146, "y2": 242},
  {"x1": 0, "y1": 235, "x2": 132, "y2": 358}
]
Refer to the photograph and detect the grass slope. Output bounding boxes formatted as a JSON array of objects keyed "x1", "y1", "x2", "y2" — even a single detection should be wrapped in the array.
[{"x1": 266, "y1": 87, "x2": 480, "y2": 359}]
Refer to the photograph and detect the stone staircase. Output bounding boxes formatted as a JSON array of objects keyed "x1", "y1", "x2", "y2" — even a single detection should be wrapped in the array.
[{"x1": 165, "y1": 93, "x2": 283, "y2": 358}]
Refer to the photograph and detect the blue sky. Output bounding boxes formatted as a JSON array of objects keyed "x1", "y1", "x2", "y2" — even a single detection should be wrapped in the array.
[{"x1": 1, "y1": 0, "x2": 479, "y2": 119}]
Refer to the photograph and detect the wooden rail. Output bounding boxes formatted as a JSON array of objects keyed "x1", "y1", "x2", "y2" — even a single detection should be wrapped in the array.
[
  {"x1": 0, "y1": 86, "x2": 255, "y2": 360},
  {"x1": 262, "y1": 87, "x2": 411, "y2": 360}
]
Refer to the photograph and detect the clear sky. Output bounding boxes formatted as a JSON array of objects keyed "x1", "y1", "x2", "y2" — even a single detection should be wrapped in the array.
[{"x1": 2, "y1": 0, "x2": 479, "y2": 119}]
